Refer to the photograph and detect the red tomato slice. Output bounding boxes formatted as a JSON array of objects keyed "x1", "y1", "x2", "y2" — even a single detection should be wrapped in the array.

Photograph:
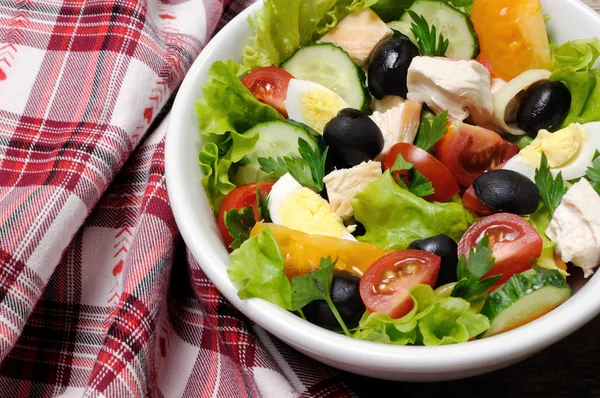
[
  {"x1": 434, "y1": 123, "x2": 518, "y2": 187},
  {"x1": 360, "y1": 250, "x2": 441, "y2": 319},
  {"x1": 217, "y1": 182, "x2": 274, "y2": 249},
  {"x1": 458, "y1": 213, "x2": 542, "y2": 288},
  {"x1": 462, "y1": 185, "x2": 497, "y2": 216},
  {"x1": 383, "y1": 143, "x2": 459, "y2": 202},
  {"x1": 242, "y1": 66, "x2": 294, "y2": 117}
]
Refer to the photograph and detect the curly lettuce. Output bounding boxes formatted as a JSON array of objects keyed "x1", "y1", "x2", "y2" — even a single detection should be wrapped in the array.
[
  {"x1": 242, "y1": 0, "x2": 379, "y2": 68},
  {"x1": 353, "y1": 284, "x2": 489, "y2": 346},
  {"x1": 196, "y1": 60, "x2": 283, "y2": 211},
  {"x1": 228, "y1": 227, "x2": 293, "y2": 310},
  {"x1": 352, "y1": 171, "x2": 476, "y2": 250},
  {"x1": 550, "y1": 38, "x2": 600, "y2": 128},
  {"x1": 526, "y1": 203, "x2": 568, "y2": 277}
]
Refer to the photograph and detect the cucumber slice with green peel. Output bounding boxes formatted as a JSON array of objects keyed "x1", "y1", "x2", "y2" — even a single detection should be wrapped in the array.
[
  {"x1": 399, "y1": 0, "x2": 479, "y2": 59},
  {"x1": 387, "y1": 20, "x2": 417, "y2": 43},
  {"x1": 232, "y1": 120, "x2": 322, "y2": 185},
  {"x1": 281, "y1": 43, "x2": 371, "y2": 112},
  {"x1": 481, "y1": 267, "x2": 571, "y2": 337}
]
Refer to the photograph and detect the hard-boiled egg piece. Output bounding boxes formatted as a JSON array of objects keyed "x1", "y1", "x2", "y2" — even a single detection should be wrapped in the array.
[
  {"x1": 269, "y1": 173, "x2": 356, "y2": 241},
  {"x1": 285, "y1": 79, "x2": 350, "y2": 133},
  {"x1": 503, "y1": 122, "x2": 600, "y2": 181}
]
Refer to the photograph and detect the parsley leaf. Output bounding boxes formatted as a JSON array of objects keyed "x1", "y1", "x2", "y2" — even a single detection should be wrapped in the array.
[
  {"x1": 258, "y1": 138, "x2": 327, "y2": 191},
  {"x1": 534, "y1": 153, "x2": 568, "y2": 215},
  {"x1": 407, "y1": 10, "x2": 449, "y2": 57},
  {"x1": 451, "y1": 236, "x2": 501, "y2": 301},
  {"x1": 390, "y1": 153, "x2": 435, "y2": 197},
  {"x1": 224, "y1": 206, "x2": 257, "y2": 250},
  {"x1": 290, "y1": 257, "x2": 350, "y2": 336},
  {"x1": 585, "y1": 150, "x2": 600, "y2": 195},
  {"x1": 256, "y1": 186, "x2": 271, "y2": 223},
  {"x1": 414, "y1": 111, "x2": 449, "y2": 152}
]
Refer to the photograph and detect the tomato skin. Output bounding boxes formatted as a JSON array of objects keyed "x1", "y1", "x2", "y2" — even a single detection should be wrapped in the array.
[
  {"x1": 462, "y1": 185, "x2": 497, "y2": 216},
  {"x1": 434, "y1": 123, "x2": 518, "y2": 187},
  {"x1": 383, "y1": 143, "x2": 459, "y2": 202},
  {"x1": 360, "y1": 250, "x2": 441, "y2": 319},
  {"x1": 242, "y1": 66, "x2": 294, "y2": 117},
  {"x1": 217, "y1": 182, "x2": 274, "y2": 249},
  {"x1": 458, "y1": 213, "x2": 543, "y2": 288}
]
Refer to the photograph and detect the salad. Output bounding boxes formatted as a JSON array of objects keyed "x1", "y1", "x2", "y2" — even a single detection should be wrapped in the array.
[{"x1": 195, "y1": 0, "x2": 600, "y2": 346}]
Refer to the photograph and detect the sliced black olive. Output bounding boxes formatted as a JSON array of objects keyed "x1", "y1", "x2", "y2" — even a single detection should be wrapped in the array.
[
  {"x1": 408, "y1": 235, "x2": 458, "y2": 287},
  {"x1": 368, "y1": 35, "x2": 420, "y2": 99},
  {"x1": 516, "y1": 80, "x2": 571, "y2": 136},
  {"x1": 323, "y1": 108, "x2": 384, "y2": 169},
  {"x1": 303, "y1": 271, "x2": 365, "y2": 331},
  {"x1": 473, "y1": 169, "x2": 539, "y2": 214}
]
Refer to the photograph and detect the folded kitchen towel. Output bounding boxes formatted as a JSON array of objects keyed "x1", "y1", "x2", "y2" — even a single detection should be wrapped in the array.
[{"x1": 0, "y1": 0, "x2": 357, "y2": 396}]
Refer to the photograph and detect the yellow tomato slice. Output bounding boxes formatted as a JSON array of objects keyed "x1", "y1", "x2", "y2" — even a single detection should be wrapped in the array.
[
  {"x1": 472, "y1": 0, "x2": 552, "y2": 81},
  {"x1": 250, "y1": 223, "x2": 390, "y2": 279}
]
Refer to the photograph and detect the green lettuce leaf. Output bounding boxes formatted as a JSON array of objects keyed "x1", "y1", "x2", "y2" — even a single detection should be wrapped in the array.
[
  {"x1": 352, "y1": 171, "x2": 476, "y2": 250},
  {"x1": 242, "y1": 0, "x2": 378, "y2": 69},
  {"x1": 550, "y1": 67, "x2": 600, "y2": 128},
  {"x1": 552, "y1": 38, "x2": 600, "y2": 71},
  {"x1": 353, "y1": 284, "x2": 489, "y2": 346},
  {"x1": 195, "y1": 60, "x2": 282, "y2": 211},
  {"x1": 196, "y1": 60, "x2": 282, "y2": 137},
  {"x1": 228, "y1": 227, "x2": 292, "y2": 310},
  {"x1": 527, "y1": 203, "x2": 568, "y2": 277}
]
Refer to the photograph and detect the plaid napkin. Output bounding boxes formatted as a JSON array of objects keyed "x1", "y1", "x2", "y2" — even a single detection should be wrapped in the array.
[{"x1": 0, "y1": 0, "x2": 358, "y2": 396}]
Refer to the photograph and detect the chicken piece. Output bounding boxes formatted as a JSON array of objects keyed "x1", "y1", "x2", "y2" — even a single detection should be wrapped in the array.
[
  {"x1": 372, "y1": 95, "x2": 405, "y2": 113},
  {"x1": 370, "y1": 100, "x2": 422, "y2": 161},
  {"x1": 318, "y1": 8, "x2": 392, "y2": 67},
  {"x1": 546, "y1": 179, "x2": 600, "y2": 278},
  {"x1": 407, "y1": 57, "x2": 494, "y2": 124},
  {"x1": 323, "y1": 161, "x2": 382, "y2": 220}
]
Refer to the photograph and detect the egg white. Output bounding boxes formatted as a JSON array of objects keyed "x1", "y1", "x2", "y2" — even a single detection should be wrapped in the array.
[
  {"x1": 503, "y1": 122, "x2": 600, "y2": 181},
  {"x1": 285, "y1": 79, "x2": 348, "y2": 132},
  {"x1": 268, "y1": 173, "x2": 356, "y2": 241}
]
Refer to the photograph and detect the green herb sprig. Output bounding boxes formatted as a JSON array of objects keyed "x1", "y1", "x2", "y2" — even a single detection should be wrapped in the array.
[
  {"x1": 390, "y1": 153, "x2": 435, "y2": 197},
  {"x1": 451, "y1": 236, "x2": 500, "y2": 303},
  {"x1": 534, "y1": 153, "x2": 568, "y2": 215},
  {"x1": 414, "y1": 110, "x2": 449, "y2": 152},
  {"x1": 408, "y1": 10, "x2": 449, "y2": 57}
]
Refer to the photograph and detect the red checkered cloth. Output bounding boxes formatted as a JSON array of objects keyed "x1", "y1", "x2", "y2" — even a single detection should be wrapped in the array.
[{"x1": 0, "y1": 0, "x2": 358, "y2": 396}]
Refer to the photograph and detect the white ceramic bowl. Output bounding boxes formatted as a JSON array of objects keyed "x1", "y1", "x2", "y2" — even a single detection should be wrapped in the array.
[{"x1": 166, "y1": 0, "x2": 600, "y2": 381}]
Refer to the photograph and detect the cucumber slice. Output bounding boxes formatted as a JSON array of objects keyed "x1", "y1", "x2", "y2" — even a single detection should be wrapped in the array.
[
  {"x1": 481, "y1": 267, "x2": 571, "y2": 337},
  {"x1": 232, "y1": 120, "x2": 321, "y2": 185},
  {"x1": 387, "y1": 20, "x2": 416, "y2": 43},
  {"x1": 399, "y1": 0, "x2": 479, "y2": 59},
  {"x1": 281, "y1": 43, "x2": 370, "y2": 112}
]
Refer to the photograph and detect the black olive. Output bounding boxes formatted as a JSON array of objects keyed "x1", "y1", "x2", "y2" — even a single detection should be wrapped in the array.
[
  {"x1": 516, "y1": 80, "x2": 571, "y2": 136},
  {"x1": 303, "y1": 271, "x2": 365, "y2": 331},
  {"x1": 473, "y1": 169, "x2": 539, "y2": 214},
  {"x1": 323, "y1": 108, "x2": 384, "y2": 169},
  {"x1": 408, "y1": 235, "x2": 458, "y2": 287},
  {"x1": 368, "y1": 35, "x2": 420, "y2": 99}
]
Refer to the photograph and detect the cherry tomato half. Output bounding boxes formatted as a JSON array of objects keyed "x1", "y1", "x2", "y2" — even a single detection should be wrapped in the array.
[
  {"x1": 217, "y1": 182, "x2": 274, "y2": 249},
  {"x1": 360, "y1": 250, "x2": 441, "y2": 319},
  {"x1": 242, "y1": 66, "x2": 294, "y2": 117},
  {"x1": 383, "y1": 143, "x2": 459, "y2": 202},
  {"x1": 462, "y1": 185, "x2": 497, "y2": 216},
  {"x1": 434, "y1": 123, "x2": 518, "y2": 187},
  {"x1": 458, "y1": 213, "x2": 542, "y2": 288}
]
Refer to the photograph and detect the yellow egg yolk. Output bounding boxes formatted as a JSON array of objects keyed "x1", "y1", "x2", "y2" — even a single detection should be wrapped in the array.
[
  {"x1": 520, "y1": 124, "x2": 586, "y2": 168},
  {"x1": 278, "y1": 187, "x2": 347, "y2": 238},
  {"x1": 300, "y1": 88, "x2": 348, "y2": 133}
]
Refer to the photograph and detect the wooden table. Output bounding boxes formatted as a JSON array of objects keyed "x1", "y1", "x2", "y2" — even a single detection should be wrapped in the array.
[{"x1": 340, "y1": 1, "x2": 600, "y2": 395}]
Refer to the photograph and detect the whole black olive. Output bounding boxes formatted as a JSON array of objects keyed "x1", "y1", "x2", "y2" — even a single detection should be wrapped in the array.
[
  {"x1": 408, "y1": 235, "x2": 458, "y2": 287},
  {"x1": 516, "y1": 80, "x2": 571, "y2": 136},
  {"x1": 303, "y1": 271, "x2": 365, "y2": 331},
  {"x1": 323, "y1": 108, "x2": 384, "y2": 169},
  {"x1": 473, "y1": 169, "x2": 539, "y2": 214},
  {"x1": 368, "y1": 35, "x2": 420, "y2": 99}
]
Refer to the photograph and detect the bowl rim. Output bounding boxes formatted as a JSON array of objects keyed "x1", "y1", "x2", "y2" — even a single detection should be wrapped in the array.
[{"x1": 165, "y1": 0, "x2": 600, "y2": 375}]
